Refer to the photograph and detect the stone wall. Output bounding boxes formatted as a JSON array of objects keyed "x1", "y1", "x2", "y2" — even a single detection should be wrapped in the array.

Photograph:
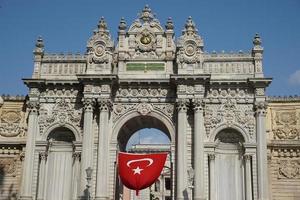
[
  {"x1": 0, "y1": 95, "x2": 26, "y2": 200},
  {"x1": 266, "y1": 96, "x2": 300, "y2": 200}
]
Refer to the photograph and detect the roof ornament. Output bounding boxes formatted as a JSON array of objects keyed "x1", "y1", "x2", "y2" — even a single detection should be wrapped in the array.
[
  {"x1": 165, "y1": 17, "x2": 174, "y2": 30},
  {"x1": 183, "y1": 16, "x2": 198, "y2": 36},
  {"x1": 96, "y1": 17, "x2": 109, "y2": 36},
  {"x1": 139, "y1": 5, "x2": 154, "y2": 23},
  {"x1": 118, "y1": 17, "x2": 127, "y2": 31},
  {"x1": 253, "y1": 33, "x2": 262, "y2": 46},
  {"x1": 34, "y1": 36, "x2": 44, "y2": 54}
]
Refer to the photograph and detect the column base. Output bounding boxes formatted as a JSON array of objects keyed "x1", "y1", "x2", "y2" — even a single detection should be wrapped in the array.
[
  {"x1": 18, "y1": 196, "x2": 33, "y2": 200},
  {"x1": 94, "y1": 197, "x2": 109, "y2": 200},
  {"x1": 194, "y1": 198, "x2": 207, "y2": 200}
]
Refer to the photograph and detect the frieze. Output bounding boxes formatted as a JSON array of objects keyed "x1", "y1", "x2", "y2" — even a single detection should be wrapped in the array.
[
  {"x1": 272, "y1": 111, "x2": 299, "y2": 140},
  {"x1": 115, "y1": 87, "x2": 174, "y2": 101},
  {"x1": 40, "y1": 88, "x2": 79, "y2": 99},
  {"x1": 113, "y1": 103, "x2": 175, "y2": 122},
  {"x1": 0, "y1": 110, "x2": 26, "y2": 137},
  {"x1": 0, "y1": 157, "x2": 17, "y2": 176},
  {"x1": 278, "y1": 159, "x2": 300, "y2": 179},
  {"x1": 204, "y1": 99, "x2": 255, "y2": 139},
  {"x1": 206, "y1": 88, "x2": 252, "y2": 100},
  {"x1": 39, "y1": 99, "x2": 82, "y2": 134}
]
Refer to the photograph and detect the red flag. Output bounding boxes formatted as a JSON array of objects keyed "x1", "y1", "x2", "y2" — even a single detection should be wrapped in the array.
[{"x1": 118, "y1": 152, "x2": 168, "y2": 195}]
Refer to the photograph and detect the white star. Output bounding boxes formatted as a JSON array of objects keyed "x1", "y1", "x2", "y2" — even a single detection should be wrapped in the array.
[{"x1": 132, "y1": 166, "x2": 144, "y2": 175}]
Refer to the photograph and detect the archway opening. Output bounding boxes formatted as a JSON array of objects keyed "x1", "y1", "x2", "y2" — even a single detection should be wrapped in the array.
[
  {"x1": 117, "y1": 115, "x2": 172, "y2": 152},
  {"x1": 116, "y1": 115, "x2": 173, "y2": 200},
  {"x1": 214, "y1": 128, "x2": 245, "y2": 200},
  {"x1": 45, "y1": 127, "x2": 75, "y2": 200}
]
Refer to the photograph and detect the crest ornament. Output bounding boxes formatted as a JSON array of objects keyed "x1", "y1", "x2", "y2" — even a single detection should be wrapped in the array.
[{"x1": 137, "y1": 103, "x2": 153, "y2": 115}]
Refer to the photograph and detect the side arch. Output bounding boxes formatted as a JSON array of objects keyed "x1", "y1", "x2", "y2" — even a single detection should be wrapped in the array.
[
  {"x1": 42, "y1": 122, "x2": 82, "y2": 142},
  {"x1": 209, "y1": 122, "x2": 250, "y2": 143}
]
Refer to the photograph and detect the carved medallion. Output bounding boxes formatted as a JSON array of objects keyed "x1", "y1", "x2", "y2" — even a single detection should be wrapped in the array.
[
  {"x1": 137, "y1": 103, "x2": 153, "y2": 115},
  {"x1": 278, "y1": 160, "x2": 300, "y2": 179}
]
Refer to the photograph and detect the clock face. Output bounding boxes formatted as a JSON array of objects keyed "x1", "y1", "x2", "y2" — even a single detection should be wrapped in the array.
[{"x1": 140, "y1": 35, "x2": 152, "y2": 45}]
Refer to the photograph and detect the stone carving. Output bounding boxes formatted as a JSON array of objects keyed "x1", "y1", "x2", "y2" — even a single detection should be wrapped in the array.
[
  {"x1": 113, "y1": 103, "x2": 174, "y2": 122},
  {"x1": 278, "y1": 160, "x2": 300, "y2": 179},
  {"x1": 87, "y1": 17, "x2": 114, "y2": 64},
  {"x1": 207, "y1": 88, "x2": 250, "y2": 99},
  {"x1": 204, "y1": 99, "x2": 255, "y2": 138},
  {"x1": 39, "y1": 99, "x2": 82, "y2": 134},
  {"x1": 0, "y1": 110, "x2": 26, "y2": 137},
  {"x1": 273, "y1": 111, "x2": 299, "y2": 140},
  {"x1": 39, "y1": 152, "x2": 48, "y2": 160},
  {"x1": 40, "y1": 88, "x2": 79, "y2": 99},
  {"x1": 177, "y1": 16, "x2": 203, "y2": 70},
  {"x1": 116, "y1": 87, "x2": 173, "y2": 101},
  {"x1": 137, "y1": 103, "x2": 153, "y2": 115},
  {"x1": 0, "y1": 158, "x2": 17, "y2": 176}
]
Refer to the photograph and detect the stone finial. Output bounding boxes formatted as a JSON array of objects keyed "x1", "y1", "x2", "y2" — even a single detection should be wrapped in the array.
[
  {"x1": 253, "y1": 33, "x2": 262, "y2": 46},
  {"x1": 165, "y1": 17, "x2": 174, "y2": 30},
  {"x1": 98, "y1": 17, "x2": 107, "y2": 31},
  {"x1": 34, "y1": 36, "x2": 44, "y2": 55},
  {"x1": 118, "y1": 17, "x2": 127, "y2": 31},
  {"x1": 139, "y1": 5, "x2": 154, "y2": 22},
  {"x1": 184, "y1": 16, "x2": 198, "y2": 35}
]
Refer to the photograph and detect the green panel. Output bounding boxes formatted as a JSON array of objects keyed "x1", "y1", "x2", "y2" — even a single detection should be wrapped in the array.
[{"x1": 126, "y1": 63, "x2": 165, "y2": 71}]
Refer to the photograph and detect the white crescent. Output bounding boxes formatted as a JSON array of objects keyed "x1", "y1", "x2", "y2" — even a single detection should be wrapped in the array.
[{"x1": 126, "y1": 158, "x2": 153, "y2": 167}]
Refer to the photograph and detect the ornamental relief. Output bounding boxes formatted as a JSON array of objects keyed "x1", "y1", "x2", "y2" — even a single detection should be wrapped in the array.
[
  {"x1": 207, "y1": 88, "x2": 252, "y2": 100},
  {"x1": 39, "y1": 99, "x2": 82, "y2": 135},
  {"x1": 115, "y1": 88, "x2": 174, "y2": 100},
  {"x1": 204, "y1": 99, "x2": 255, "y2": 139},
  {"x1": 0, "y1": 158, "x2": 17, "y2": 176},
  {"x1": 112, "y1": 103, "x2": 174, "y2": 123},
  {"x1": 40, "y1": 88, "x2": 79, "y2": 100},
  {"x1": 278, "y1": 159, "x2": 300, "y2": 179},
  {"x1": 272, "y1": 111, "x2": 299, "y2": 140},
  {"x1": 0, "y1": 110, "x2": 26, "y2": 137}
]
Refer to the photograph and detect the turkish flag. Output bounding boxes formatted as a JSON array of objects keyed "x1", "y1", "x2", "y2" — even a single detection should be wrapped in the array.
[{"x1": 118, "y1": 152, "x2": 168, "y2": 195}]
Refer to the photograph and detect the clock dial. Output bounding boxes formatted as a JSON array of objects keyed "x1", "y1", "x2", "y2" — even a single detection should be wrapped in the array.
[{"x1": 140, "y1": 35, "x2": 152, "y2": 45}]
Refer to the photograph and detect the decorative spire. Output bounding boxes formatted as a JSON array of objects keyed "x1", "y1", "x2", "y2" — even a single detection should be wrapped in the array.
[
  {"x1": 165, "y1": 17, "x2": 174, "y2": 30},
  {"x1": 34, "y1": 36, "x2": 44, "y2": 55},
  {"x1": 98, "y1": 17, "x2": 107, "y2": 31},
  {"x1": 184, "y1": 16, "x2": 198, "y2": 35},
  {"x1": 118, "y1": 17, "x2": 127, "y2": 31},
  {"x1": 139, "y1": 5, "x2": 154, "y2": 22},
  {"x1": 253, "y1": 33, "x2": 262, "y2": 46}
]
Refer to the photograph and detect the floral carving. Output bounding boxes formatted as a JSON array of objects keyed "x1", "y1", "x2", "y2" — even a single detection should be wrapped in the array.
[
  {"x1": 204, "y1": 99, "x2": 255, "y2": 139},
  {"x1": 273, "y1": 111, "x2": 299, "y2": 140},
  {"x1": 278, "y1": 160, "x2": 300, "y2": 179},
  {"x1": 137, "y1": 103, "x2": 153, "y2": 115},
  {"x1": 39, "y1": 99, "x2": 82, "y2": 134},
  {"x1": 0, "y1": 110, "x2": 26, "y2": 137},
  {"x1": 0, "y1": 158, "x2": 16, "y2": 176}
]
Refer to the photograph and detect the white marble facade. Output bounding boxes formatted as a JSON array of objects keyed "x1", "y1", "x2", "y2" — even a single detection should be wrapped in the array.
[{"x1": 18, "y1": 5, "x2": 272, "y2": 200}]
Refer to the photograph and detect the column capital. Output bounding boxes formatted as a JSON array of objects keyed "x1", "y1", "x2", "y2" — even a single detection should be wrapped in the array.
[
  {"x1": 244, "y1": 154, "x2": 252, "y2": 161},
  {"x1": 39, "y1": 152, "x2": 48, "y2": 160},
  {"x1": 97, "y1": 98, "x2": 112, "y2": 111},
  {"x1": 192, "y1": 98, "x2": 204, "y2": 112},
  {"x1": 254, "y1": 101, "x2": 267, "y2": 116},
  {"x1": 82, "y1": 98, "x2": 95, "y2": 112},
  {"x1": 73, "y1": 152, "x2": 81, "y2": 160},
  {"x1": 26, "y1": 101, "x2": 39, "y2": 114},
  {"x1": 208, "y1": 153, "x2": 215, "y2": 160},
  {"x1": 176, "y1": 98, "x2": 189, "y2": 112}
]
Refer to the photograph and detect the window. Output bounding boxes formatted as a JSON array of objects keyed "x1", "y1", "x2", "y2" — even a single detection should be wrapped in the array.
[{"x1": 165, "y1": 177, "x2": 171, "y2": 190}]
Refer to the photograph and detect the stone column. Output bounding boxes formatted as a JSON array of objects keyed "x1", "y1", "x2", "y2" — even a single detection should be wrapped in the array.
[
  {"x1": 255, "y1": 102, "x2": 269, "y2": 200},
  {"x1": 193, "y1": 100, "x2": 206, "y2": 200},
  {"x1": 244, "y1": 155, "x2": 253, "y2": 200},
  {"x1": 72, "y1": 152, "x2": 81, "y2": 200},
  {"x1": 176, "y1": 99, "x2": 188, "y2": 200},
  {"x1": 95, "y1": 99, "x2": 111, "y2": 200},
  {"x1": 208, "y1": 154, "x2": 215, "y2": 200},
  {"x1": 37, "y1": 152, "x2": 48, "y2": 200},
  {"x1": 80, "y1": 98, "x2": 94, "y2": 196},
  {"x1": 19, "y1": 101, "x2": 39, "y2": 200}
]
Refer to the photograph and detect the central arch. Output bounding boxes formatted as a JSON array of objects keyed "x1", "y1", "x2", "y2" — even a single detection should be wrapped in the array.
[{"x1": 110, "y1": 110, "x2": 176, "y2": 199}]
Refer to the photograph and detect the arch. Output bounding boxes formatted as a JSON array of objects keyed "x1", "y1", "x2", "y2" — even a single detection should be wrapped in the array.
[
  {"x1": 42, "y1": 122, "x2": 82, "y2": 142},
  {"x1": 112, "y1": 110, "x2": 175, "y2": 150},
  {"x1": 209, "y1": 122, "x2": 250, "y2": 143}
]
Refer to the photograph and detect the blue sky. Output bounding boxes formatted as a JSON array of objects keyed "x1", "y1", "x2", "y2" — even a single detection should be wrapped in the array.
[{"x1": 0, "y1": 0, "x2": 299, "y2": 96}]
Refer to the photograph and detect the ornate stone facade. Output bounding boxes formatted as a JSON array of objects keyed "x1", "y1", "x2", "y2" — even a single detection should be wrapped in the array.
[{"x1": 0, "y1": 5, "x2": 299, "y2": 200}]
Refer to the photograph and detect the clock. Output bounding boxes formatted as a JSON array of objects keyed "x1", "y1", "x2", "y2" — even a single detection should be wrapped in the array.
[{"x1": 140, "y1": 35, "x2": 152, "y2": 45}]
